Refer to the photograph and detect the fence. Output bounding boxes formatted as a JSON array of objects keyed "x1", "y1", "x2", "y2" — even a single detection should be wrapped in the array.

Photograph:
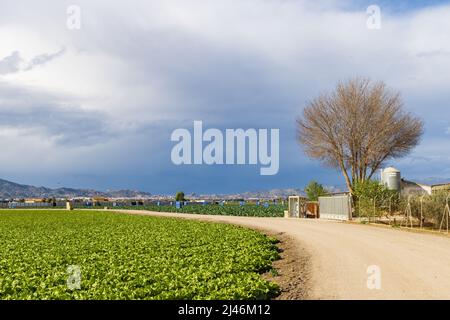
[
  {"x1": 0, "y1": 202, "x2": 62, "y2": 209},
  {"x1": 354, "y1": 192, "x2": 450, "y2": 232}
]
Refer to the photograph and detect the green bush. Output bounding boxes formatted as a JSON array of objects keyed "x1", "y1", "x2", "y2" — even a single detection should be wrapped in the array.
[
  {"x1": 353, "y1": 179, "x2": 398, "y2": 219},
  {"x1": 401, "y1": 192, "x2": 450, "y2": 228},
  {"x1": 304, "y1": 180, "x2": 329, "y2": 201},
  {"x1": 175, "y1": 191, "x2": 185, "y2": 201}
]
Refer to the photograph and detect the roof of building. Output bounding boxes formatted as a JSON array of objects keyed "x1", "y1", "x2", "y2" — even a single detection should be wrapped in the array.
[
  {"x1": 383, "y1": 167, "x2": 400, "y2": 173},
  {"x1": 430, "y1": 182, "x2": 450, "y2": 188},
  {"x1": 402, "y1": 178, "x2": 450, "y2": 188}
]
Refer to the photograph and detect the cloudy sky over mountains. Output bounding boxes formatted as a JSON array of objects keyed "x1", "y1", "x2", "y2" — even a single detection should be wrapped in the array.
[{"x1": 0, "y1": 0, "x2": 449, "y2": 193}]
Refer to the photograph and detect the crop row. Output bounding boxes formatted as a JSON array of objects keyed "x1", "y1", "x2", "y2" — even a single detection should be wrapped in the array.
[
  {"x1": 0, "y1": 210, "x2": 280, "y2": 300},
  {"x1": 114, "y1": 204, "x2": 286, "y2": 217}
]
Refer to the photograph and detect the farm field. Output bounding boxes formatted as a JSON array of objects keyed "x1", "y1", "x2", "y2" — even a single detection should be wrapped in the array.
[
  {"x1": 114, "y1": 204, "x2": 286, "y2": 217},
  {"x1": 0, "y1": 210, "x2": 280, "y2": 300}
]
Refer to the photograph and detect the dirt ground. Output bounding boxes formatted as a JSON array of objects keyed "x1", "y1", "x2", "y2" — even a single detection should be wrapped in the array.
[
  {"x1": 260, "y1": 231, "x2": 311, "y2": 300},
  {"x1": 113, "y1": 210, "x2": 450, "y2": 299}
]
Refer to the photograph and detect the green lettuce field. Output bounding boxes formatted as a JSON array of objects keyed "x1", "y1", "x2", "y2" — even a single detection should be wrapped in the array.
[
  {"x1": 115, "y1": 204, "x2": 286, "y2": 217},
  {"x1": 0, "y1": 210, "x2": 279, "y2": 300}
]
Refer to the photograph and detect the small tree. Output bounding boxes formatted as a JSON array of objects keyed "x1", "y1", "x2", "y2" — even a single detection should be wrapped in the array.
[
  {"x1": 353, "y1": 179, "x2": 397, "y2": 219},
  {"x1": 305, "y1": 181, "x2": 329, "y2": 201},
  {"x1": 175, "y1": 191, "x2": 185, "y2": 202}
]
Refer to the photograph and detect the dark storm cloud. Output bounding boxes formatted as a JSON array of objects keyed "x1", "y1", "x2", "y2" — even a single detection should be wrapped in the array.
[
  {"x1": 1, "y1": 0, "x2": 450, "y2": 192},
  {"x1": 0, "y1": 82, "x2": 113, "y2": 146}
]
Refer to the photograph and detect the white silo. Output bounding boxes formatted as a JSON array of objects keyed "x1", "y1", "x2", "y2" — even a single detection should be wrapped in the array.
[{"x1": 381, "y1": 167, "x2": 401, "y2": 191}]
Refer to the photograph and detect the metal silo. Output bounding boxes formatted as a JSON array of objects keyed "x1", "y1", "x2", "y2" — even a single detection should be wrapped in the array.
[{"x1": 382, "y1": 167, "x2": 401, "y2": 191}]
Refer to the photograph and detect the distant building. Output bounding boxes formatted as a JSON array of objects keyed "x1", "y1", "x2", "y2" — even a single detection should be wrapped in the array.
[
  {"x1": 24, "y1": 198, "x2": 46, "y2": 204},
  {"x1": 380, "y1": 167, "x2": 450, "y2": 196},
  {"x1": 401, "y1": 180, "x2": 450, "y2": 196},
  {"x1": 92, "y1": 197, "x2": 109, "y2": 202},
  {"x1": 401, "y1": 179, "x2": 432, "y2": 196}
]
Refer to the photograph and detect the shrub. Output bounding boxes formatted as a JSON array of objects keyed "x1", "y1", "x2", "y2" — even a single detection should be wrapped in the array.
[
  {"x1": 304, "y1": 180, "x2": 329, "y2": 201},
  {"x1": 401, "y1": 192, "x2": 450, "y2": 228},
  {"x1": 175, "y1": 191, "x2": 185, "y2": 202},
  {"x1": 353, "y1": 179, "x2": 398, "y2": 219}
]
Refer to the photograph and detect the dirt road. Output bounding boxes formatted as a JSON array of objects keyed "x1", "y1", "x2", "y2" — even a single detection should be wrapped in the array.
[{"x1": 115, "y1": 210, "x2": 450, "y2": 299}]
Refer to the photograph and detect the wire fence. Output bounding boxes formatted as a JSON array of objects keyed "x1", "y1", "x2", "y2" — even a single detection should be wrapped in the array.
[{"x1": 354, "y1": 192, "x2": 450, "y2": 233}]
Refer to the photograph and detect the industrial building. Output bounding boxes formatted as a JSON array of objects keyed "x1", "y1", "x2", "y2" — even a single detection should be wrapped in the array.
[
  {"x1": 380, "y1": 167, "x2": 450, "y2": 196},
  {"x1": 285, "y1": 167, "x2": 450, "y2": 222},
  {"x1": 401, "y1": 180, "x2": 450, "y2": 196}
]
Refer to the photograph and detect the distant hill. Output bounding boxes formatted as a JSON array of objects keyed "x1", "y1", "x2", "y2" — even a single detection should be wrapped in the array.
[
  {"x1": 0, "y1": 177, "x2": 349, "y2": 200},
  {"x1": 187, "y1": 186, "x2": 346, "y2": 200},
  {"x1": 240, "y1": 188, "x2": 307, "y2": 199},
  {"x1": 0, "y1": 178, "x2": 152, "y2": 199},
  {"x1": 188, "y1": 188, "x2": 307, "y2": 200}
]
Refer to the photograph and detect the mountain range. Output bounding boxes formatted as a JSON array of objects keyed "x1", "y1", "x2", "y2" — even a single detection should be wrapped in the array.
[
  {"x1": 0, "y1": 178, "x2": 152, "y2": 199},
  {"x1": 0, "y1": 178, "x2": 348, "y2": 200},
  {"x1": 187, "y1": 185, "x2": 345, "y2": 200}
]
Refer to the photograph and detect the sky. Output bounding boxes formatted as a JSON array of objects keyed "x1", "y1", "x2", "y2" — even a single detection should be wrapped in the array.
[{"x1": 0, "y1": 0, "x2": 450, "y2": 194}]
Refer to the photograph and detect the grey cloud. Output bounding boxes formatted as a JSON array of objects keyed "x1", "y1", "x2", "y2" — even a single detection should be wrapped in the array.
[
  {"x1": 0, "y1": 82, "x2": 114, "y2": 146},
  {"x1": 23, "y1": 47, "x2": 66, "y2": 71},
  {"x1": 1, "y1": 1, "x2": 450, "y2": 192},
  {"x1": 0, "y1": 48, "x2": 65, "y2": 75},
  {"x1": 416, "y1": 49, "x2": 450, "y2": 58},
  {"x1": 79, "y1": 27, "x2": 304, "y2": 124},
  {"x1": 0, "y1": 51, "x2": 22, "y2": 75}
]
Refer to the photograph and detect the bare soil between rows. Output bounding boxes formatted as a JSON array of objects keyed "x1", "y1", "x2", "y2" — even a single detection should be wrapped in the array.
[{"x1": 260, "y1": 230, "x2": 311, "y2": 300}]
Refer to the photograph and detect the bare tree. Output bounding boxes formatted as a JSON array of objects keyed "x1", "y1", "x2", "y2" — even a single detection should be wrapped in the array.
[{"x1": 297, "y1": 78, "x2": 424, "y2": 193}]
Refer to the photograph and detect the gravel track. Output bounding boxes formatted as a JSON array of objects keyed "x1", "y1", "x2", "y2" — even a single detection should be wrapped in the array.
[{"x1": 115, "y1": 210, "x2": 450, "y2": 300}]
